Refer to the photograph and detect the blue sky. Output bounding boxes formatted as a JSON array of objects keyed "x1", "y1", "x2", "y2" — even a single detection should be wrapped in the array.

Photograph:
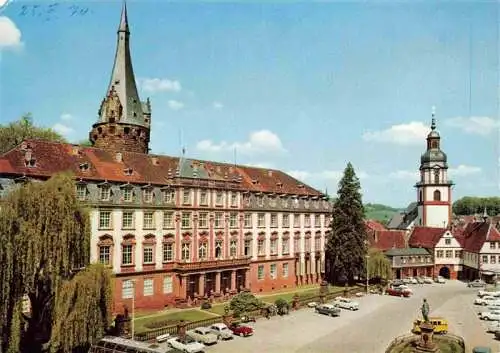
[{"x1": 0, "y1": 0, "x2": 499, "y2": 207}]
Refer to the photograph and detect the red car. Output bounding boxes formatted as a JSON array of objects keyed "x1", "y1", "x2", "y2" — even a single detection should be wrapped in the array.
[
  {"x1": 386, "y1": 287, "x2": 411, "y2": 297},
  {"x1": 229, "y1": 323, "x2": 254, "y2": 337}
]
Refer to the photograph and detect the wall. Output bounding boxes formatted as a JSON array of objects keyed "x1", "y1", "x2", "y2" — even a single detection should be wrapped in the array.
[
  {"x1": 434, "y1": 230, "x2": 462, "y2": 266},
  {"x1": 425, "y1": 205, "x2": 450, "y2": 228},
  {"x1": 479, "y1": 240, "x2": 500, "y2": 273},
  {"x1": 249, "y1": 259, "x2": 297, "y2": 293}
]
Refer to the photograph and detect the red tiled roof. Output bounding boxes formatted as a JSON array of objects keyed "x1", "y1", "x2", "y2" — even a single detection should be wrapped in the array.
[
  {"x1": 461, "y1": 221, "x2": 490, "y2": 253},
  {"x1": 370, "y1": 230, "x2": 406, "y2": 251},
  {"x1": 0, "y1": 139, "x2": 324, "y2": 196},
  {"x1": 365, "y1": 219, "x2": 386, "y2": 232},
  {"x1": 408, "y1": 227, "x2": 445, "y2": 249}
]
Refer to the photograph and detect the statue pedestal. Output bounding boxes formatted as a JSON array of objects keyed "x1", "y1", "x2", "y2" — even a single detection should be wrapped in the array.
[{"x1": 414, "y1": 322, "x2": 440, "y2": 353}]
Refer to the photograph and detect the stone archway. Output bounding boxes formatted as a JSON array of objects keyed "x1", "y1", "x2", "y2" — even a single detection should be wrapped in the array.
[{"x1": 439, "y1": 266, "x2": 451, "y2": 279}]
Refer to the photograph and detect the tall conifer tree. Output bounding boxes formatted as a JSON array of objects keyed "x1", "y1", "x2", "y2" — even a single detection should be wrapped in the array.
[{"x1": 326, "y1": 162, "x2": 368, "y2": 285}]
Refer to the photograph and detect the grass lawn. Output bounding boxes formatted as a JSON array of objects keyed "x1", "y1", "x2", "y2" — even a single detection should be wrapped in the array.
[
  {"x1": 260, "y1": 285, "x2": 347, "y2": 304},
  {"x1": 134, "y1": 309, "x2": 215, "y2": 334},
  {"x1": 206, "y1": 304, "x2": 228, "y2": 316}
]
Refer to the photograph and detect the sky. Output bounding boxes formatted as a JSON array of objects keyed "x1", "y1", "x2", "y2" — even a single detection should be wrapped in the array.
[{"x1": 0, "y1": 0, "x2": 499, "y2": 207}]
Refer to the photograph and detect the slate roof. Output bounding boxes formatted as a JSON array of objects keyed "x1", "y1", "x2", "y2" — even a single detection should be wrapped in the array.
[
  {"x1": 385, "y1": 248, "x2": 430, "y2": 256},
  {"x1": 0, "y1": 139, "x2": 325, "y2": 196},
  {"x1": 408, "y1": 227, "x2": 445, "y2": 249},
  {"x1": 387, "y1": 202, "x2": 418, "y2": 230},
  {"x1": 370, "y1": 230, "x2": 406, "y2": 251}
]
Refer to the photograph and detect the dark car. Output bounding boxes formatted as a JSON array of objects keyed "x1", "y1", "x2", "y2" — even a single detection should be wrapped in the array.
[
  {"x1": 315, "y1": 304, "x2": 341, "y2": 317},
  {"x1": 391, "y1": 279, "x2": 404, "y2": 287},
  {"x1": 386, "y1": 287, "x2": 411, "y2": 297},
  {"x1": 228, "y1": 323, "x2": 254, "y2": 337},
  {"x1": 469, "y1": 280, "x2": 486, "y2": 288}
]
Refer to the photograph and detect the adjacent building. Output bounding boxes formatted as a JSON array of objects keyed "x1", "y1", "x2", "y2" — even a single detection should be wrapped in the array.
[{"x1": 0, "y1": 4, "x2": 331, "y2": 311}]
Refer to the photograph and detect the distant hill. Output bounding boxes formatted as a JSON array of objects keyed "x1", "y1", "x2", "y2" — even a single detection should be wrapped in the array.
[{"x1": 364, "y1": 203, "x2": 401, "y2": 225}]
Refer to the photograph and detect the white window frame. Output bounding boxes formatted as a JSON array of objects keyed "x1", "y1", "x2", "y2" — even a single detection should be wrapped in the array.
[{"x1": 143, "y1": 278, "x2": 154, "y2": 296}]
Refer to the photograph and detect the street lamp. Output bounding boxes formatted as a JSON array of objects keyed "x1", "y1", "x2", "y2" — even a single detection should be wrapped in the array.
[
  {"x1": 366, "y1": 255, "x2": 370, "y2": 293},
  {"x1": 131, "y1": 280, "x2": 136, "y2": 340}
]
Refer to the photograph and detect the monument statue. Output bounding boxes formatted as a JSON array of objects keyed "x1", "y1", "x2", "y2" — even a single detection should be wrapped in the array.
[{"x1": 421, "y1": 298, "x2": 430, "y2": 322}]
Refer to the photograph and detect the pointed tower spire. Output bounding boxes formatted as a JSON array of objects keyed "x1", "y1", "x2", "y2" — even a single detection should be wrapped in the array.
[
  {"x1": 431, "y1": 106, "x2": 436, "y2": 131},
  {"x1": 119, "y1": 1, "x2": 129, "y2": 33}
]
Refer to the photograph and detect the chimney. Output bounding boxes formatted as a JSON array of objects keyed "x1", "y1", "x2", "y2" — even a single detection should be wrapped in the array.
[
  {"x1": 268, "y1": 170, "x2": 273, "y2": 177},
  {"x1": 115, "y1": 152, "x2": 123, "y2": 163},
  {"x1": 151, "y1": 157, "x2": 159, "y2": 165}
]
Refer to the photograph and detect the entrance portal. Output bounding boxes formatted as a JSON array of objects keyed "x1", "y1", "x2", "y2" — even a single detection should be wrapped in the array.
[{"x1": 439, "y1": 266, "x2": 451, "y2": 279}]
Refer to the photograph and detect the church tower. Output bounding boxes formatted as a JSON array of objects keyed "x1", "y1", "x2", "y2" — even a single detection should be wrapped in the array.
[
  {"x1": 89, "y1": 2, "x2": 151, "y2": 154},
  {"x1": 415, "y1": 108, "x2": 453, "y2": 228}
]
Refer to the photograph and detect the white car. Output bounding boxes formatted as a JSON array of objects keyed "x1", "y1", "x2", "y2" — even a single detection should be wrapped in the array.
[
  {"x1": 435, "y1": 276, "x2": 446, "y2": 284},
  {"x1": 479, "y1": 290, "x2": 500, "y2": 298},
  {"x1": 487, "y1": 320, "x2": 500, "y2": 332},
  {"x1": 167, "y1": 337, "x2": 205, "y2": 353},
  {"x1": 423, "y1": 277, "x2": 434, "y2": 284},
  {"x1": 475, "y1": 296, "x2": 500, "y2": 306},
  {"x1": 481, "y1": 310, "x2": 500, "y2": 321},
  {"x1": 186, "y1": 327, "x2": 218, "y2": 345},
  {"x1": 398, "y1": 285, "x2": 413, "y2": 294},
  {"x1": 307, "y1": 302, "x2": 319, "y2": 308},
  {"x1": 333, "y1": 297, "x2": 359, "y2": 311},
  {"x1": 408, "y1": 277, "x2": 418, "y2": 284},
  {"x1": 208, "y1": 323, "x2": 233, "y2": 340}
]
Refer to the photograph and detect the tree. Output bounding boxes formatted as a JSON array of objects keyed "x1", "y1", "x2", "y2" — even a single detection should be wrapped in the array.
[
  {"x1": 367, "y1": 248, "x2": 392, "y2": 281},
  {"x1": 453, "y1": 196, "x2": 500, "y2": 216},
  {"x1": 326, "y1": 162, "x2": 368, "y2": 285},
  {"x1": 0, "y1": 114, "x2": 66, "y2": 154},
  {"x1": 0, "y1": 173, "x2": 112, "y2": 353},
  {"x1": 229, "y1": 292, "x2": 264, "y2": 317}
]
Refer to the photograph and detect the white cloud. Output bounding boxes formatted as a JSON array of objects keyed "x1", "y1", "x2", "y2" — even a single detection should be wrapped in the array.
[
  {"x1": 0, "y1": 16, "x2": 22, "y2": 50},
  {"x1": 288, "y1": 169, "x2": 369, "y2": 182},
  {"x1": 449, "y1": 164, "x2": 481, "y2": 177},
  {"x1": 362, "y1": 122, "x2": 429, "y2": 146},
  {"x1": 389, "y1": 164, "x2": 481, "y2": 180},
  {"x1": 389, "y1": 170, "x2": 419, "y2": 180},
  {"x1": 213, "y1": 101, "x2": 224, "y2": 109},
  {"x1": 445, "y1": 116, "x2": 497, "y2": 136},
  {"x1": 139, "y1": 78, "x2": 181, "y2": 93},
  {"x1": 288, "y1": 170, "x2": 311, "y2": 181},
  {"x1": 196, "y1": 130, "x2": 286, "y2": 155},
  {"x1": 168, "y1": 100, "x2": 184, "y2": 110},
  {"x1": 245, "y1": 162, "x2": 275, "y2": 169},
  {"x1": 60, "y1": 113, "x2": 72, "y2": 121},
  {"x1": 52, "y1": 123, "x2": 74, "y2": 137}
]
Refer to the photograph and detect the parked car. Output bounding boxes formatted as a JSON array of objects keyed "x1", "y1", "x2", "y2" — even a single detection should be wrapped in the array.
[
  {"x1": 315, "y1": 303, "x2": 341, "y2": 317},
  {"x1": 208, "y1": 323, "x2": 233, "y2": 340},
  {"x1": 423, "y1": 277, "x2": 434, "y2": 284},
  {"x1": 186, "y1": 327, "x2": 218, "y2": 345},
  {"x1": 391, "y1": 279, "x2": 404, "y2": 287},
  {"x1": 307, "y1": 302, "x2": 319, "y2": 308},
  {"x1": 435, "y1": 276, "x2": 446, "y2": 284},
  {"x1": 398, "y1": 285, "x2": 414, "y2": 294},
  {"x1": 167, "y1": 337, "x2": 205, "y2": 353},
  {"x1": 416, "y1": 277, "x2": 425, "y2": 284},
  {"x1": 469, "y1": 279, "x2": 486, "y2": 288},
  {"x1": 479, "y1": 290, "x2": 500, "y2": 298},
  {"x1": 402, "y1": 278, "x2": 411, "y2": 284},
  {"x1": 386, "y1": 287, "x2": 411, "y2": 297},
  {"x1": 408, "y1": 277, "x2": 418, "y2": 284},
  {"x1": 481, "y1": 310, "x2": 500, "y2": 321},
  {"x1": 475, "y1": 296, "x2": 500, "y2": 306},
  {"x1": 228, "y1": 323, "x2": 253, "y2": 337},
  {"x1": 487, "y1": 320, "x2": 500, "y2": 333},
  {"x1": 332, "y1": 297, "x2": 359, "y2": 311}
]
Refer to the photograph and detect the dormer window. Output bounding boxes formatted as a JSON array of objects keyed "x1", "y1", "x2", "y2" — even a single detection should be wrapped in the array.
[
  {"x1": 182, "y1": 188, "x2": 191, "y2": 205},
  {"x1": 277, "y1": 182, "x2": 283, "y2": 188},
  {"x1": 293, "y1": 197, "x2": 299, "y2": 208},
  {"x1": 123, "y1": 187, "x2": 133, "y2": 202},
  {"x1": 76, "y1": 184, "x2": 87, "y2": 201},
  {"x1": 281, "y1": 198, "x2": 289, "y2": 208},
  {"x1": 269, "y1": 197, "x2": 277, "y2": 207},
  {"x1": 124, "y1": 168, "x2": 133, "y2": 176},
  {"x1": 99, "y1": 185, "x2": 111, "y2": 201},
  {"x1": 304, "y1": 199, "x2": 310, "y2": 209},
  {"x1": 163, "y1": 189, "x2": 175, "y2": 204},
  {"x1": 25, "y1": 158, "x2": 36, "y2": 168},
  {"x1": 79, "y1": 163, "x2": 89, "y2": 172},
  {"x1": 143, "y1": 188, "x2": 153, "y2": 203},
  {"x1": 297, "y1": 184, "x2": 304, "y2": 188},
  {"x1": 252, "y1": 179, "x2": 259, "y2": 185},
  {"x1": 216, "y1": 191, "x2": 224, "y2": 206}
]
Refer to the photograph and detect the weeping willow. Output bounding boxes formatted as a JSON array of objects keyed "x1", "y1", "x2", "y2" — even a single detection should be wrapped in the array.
[
  {"x1": 0, "y1": 173, "x2": 112, "y2": 353},
  {"x1": 367, "y1": 248, "x2": 393, "y2": 280}
]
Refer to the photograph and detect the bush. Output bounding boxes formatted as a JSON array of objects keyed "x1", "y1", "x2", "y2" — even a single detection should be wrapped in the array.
[
  {"x1": 144, "y1": 319, "x2": 180, "y2": 329},
  {"x1": 275, "y1": 298, "x2": 289, "y2": 315},
  {"x1": 230, "y1": 292, "x2": 264, "y2": 317},
  {"x1": 201, "y1": 301, "x2": 212, "y2": 310}
]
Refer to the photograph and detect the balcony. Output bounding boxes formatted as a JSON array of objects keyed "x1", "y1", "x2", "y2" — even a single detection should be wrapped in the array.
[{"x1": 173, "y1": 256, "x2": 252, "y2": 272}]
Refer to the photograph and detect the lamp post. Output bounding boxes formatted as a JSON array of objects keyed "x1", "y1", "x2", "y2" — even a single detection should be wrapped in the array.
[
  {"x1": 366, "y1": 255, "x2": 370, "y2": 293},
  {"x1": 131, "y1": 280, "x2": 136, "y2": 340}
]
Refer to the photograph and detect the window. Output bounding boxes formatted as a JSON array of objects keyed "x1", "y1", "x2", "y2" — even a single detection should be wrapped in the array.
[
  {"x1": 99, "y1": 246, "x2": 110, "y2": 265},
  {"x1": 198, "y1": 212, "x2": 208, "y2": 228},
  {"x1": 163, "y1": 276, "x2": 173, "y2": 294},
  {"x1": 324, "y1": 216, "x2": 330, "y2": 227},
  {"x1": 282, "y1": 238, "x2": 289, "y2": 254},
  {"x1": 143, "y1": 189, "x2": 153, "y2": 203},
  {"x1": 270, "y1": 214, "x2": 278, "y2": 227},
  {"x1": 244, "y1": 213, "x2": 252, "y2": 228},
  {"x1": 231, "y1": 192, "x2": 237, "y2": 207},
  {"x1": 270, "y1": 239, "x2": 277, "y2": 255},
  {"x1": 315, "y1": 237, "x2": 321, "y2": 251},
  {"x1": 293, "y1": 215, "x2": 300, "y2": 228},
  {"x1": 257, "y1": 213, "x2": 265, "y2": 227},
  {"x1": 230, "y1": 240, "x2": 237, "y2": 257},
  {"x1": 122, "y1": 211, "x2": 134, "y2": 229},
  {"x1": 257, "y1": 265, "x2": 264, "y2": 280},
  {"x1": 433, "y1": 190, "x2": 441, "y2": 201},
  {"x1": 162, "y1": 243, "x2": 174, "y2": 262},
  {"x1": 215, "y1": 240, "x2": 223, "y2": 259},
  {"x1": 181, "y1": 243, "x2": 190, "y2": 261},
  {"x1": 163, "y1": 212, "x2": 174, "y2": 229},
  {"x1": 229, "y1": 213, "x2": 238, "y2": 228},
  {"x1": 163, "y1": 189, "x2": 175, "y2": 203},
  {"x1": 491, "y1": 255, "x2": 497, "y2": 264},
  {"x1": 200, "y1": 189, "x2": 208, "y2": 205},
  {"x1": 258, "y1": 239, "x2": 265, "y2": 255},
  {"x1": 269, "y1": 197, "x2": 277, "y2": 207},
  {"x1": 282, "y1": 263, "x2": 289, "y2": 277},
  {"x1": 305, "y1": 237, "x2": 311, "y2": 252},
  {"x1": 445, "y1": 238, "x2": 451, "y2": 245},
  {"x1": 123, "y1": 188, "x2": 132, "y2": 202},
  {"x1": 257, "y1": 196, "x2": 264, "y2": 207},
  {"x1": 143, "y1": 279, "x2": 153, "y2": 296},
  {"x1": 401, "y1": 257, "x2": 407, "y2": 264},
  {"x1": 482, "y1": 255, "x2": 488, "y2": 264},
  {"x1": 216, "y1": 191, "x2": 224, "y2": 206},
  {"x1": 270, "y1": 264, "x2": 277, "y2": 279},
  {"x1": 183, "y1": 189, "x2": 191, "y2": 204},
  {"x1": 436, "y1": 250, "x2": 444, "y2": 258},
  {"x1": 282, "y1": 214, "x2": 289, "y2": 227},
  {"x1": 143, "y1": 212, "x2": 154, "y2": 229},
  {"x1": 304, "y1": 214, "x2": 311, "y2": 227},
  {"x1": 244, "y1": 240, "x2": 252, "y2": 256},
  {"x1": 76, "y1": 184, "x2": 86, "y2": 201},
  {"x1": 455, "y1": 250, "x2": 462, "y2": 258},
  {"x1": 215, "y1": 213, "x2": 223, "y2": 228},
  {"x1": 143, "y1": 245, "x2": 154, "y2": 264},
  {"x1": 198, "y1": 243, "x2": 207, "y2": 260},
  {"x1": 100, "y1": 185, "x2": 111, "y2": 201},
  {"x1": 99, "y1": 211, "x2": 111, "y2": 229},
  {"x1": 281, "y1": 198, "x2": 289, "y2": 208},
  {"x1": 293, "y1": 197, "x2": 299, "y2": 209},
  {"x1": 445, "y1": 250, "x2": 452, "y2": 258},
  {"x1": 122, "y1": 245, "x2": 133, "y2": 265},
  {"x1": 122, "y1": 280, "x2": 133, "y2": 299},
  {"x1": 491, "y1": 242, "x2": 496, "y2": 249},
  {"x1": 294, "y1": 238, "x2": 300, "y2": 253},
  {"x1": 181, "y1": 213, "x2": 191, "y2": 228},
  {"x1": 314, "y1": 215, "x2": 321, "y2": 227}
]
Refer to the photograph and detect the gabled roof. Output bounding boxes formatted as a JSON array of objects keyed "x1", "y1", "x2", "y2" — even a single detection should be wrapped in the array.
[
  {"x1": 408, "y1": 227, "x2": 445, "y2": 249},
  {"x1": 365, "y1": 220, "x2": 386, "y2": 232},
  {"x1": 461, "y1": 221, "x2": 490, "y2": 253},
  {"x1": 370, "y1": 230, "x2": 406, "y2": 251},
  {"x1": 0, "y1": 139, "x2": 324, "y2": 196}
]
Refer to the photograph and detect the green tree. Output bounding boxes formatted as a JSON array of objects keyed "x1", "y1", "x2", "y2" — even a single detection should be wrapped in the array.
[
  {"x1": 0, "y1": 173, "x2": 112, "y2": 353},
  {"x1": 367, "y1": 248, "x2": 392, "y2": 281},
  {"x1": 229, "y1": 292, "x2": 264, "y2": 317},
  {"x1": 0, "y1": 114, "x2": 66, "y2": 154},
  {"x1": 326, "y1": 162, "x2": 368, "y2": 285},
  {"x1": 453, "y1": 196, "x2": 500, "y2": 216}
]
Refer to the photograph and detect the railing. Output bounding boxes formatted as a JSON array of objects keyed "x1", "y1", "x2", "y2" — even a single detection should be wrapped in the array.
[
  {"x1": 384, "y1": 334, "x2": 416, "y2": 353},
  {"x1": 174, "y1": 257, "x2": 251, "y2": 271},
  {"x1": 134, "y1": 324, "x2": 178, "y2": 342},
  {"x1": 185, "y1": 317, "x2": 223, "y2": 330}
]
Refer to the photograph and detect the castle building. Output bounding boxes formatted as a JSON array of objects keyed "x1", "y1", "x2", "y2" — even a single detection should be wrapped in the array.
[{"x1": 0, "y1": 3, "x2": 331, "y2": 311}]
